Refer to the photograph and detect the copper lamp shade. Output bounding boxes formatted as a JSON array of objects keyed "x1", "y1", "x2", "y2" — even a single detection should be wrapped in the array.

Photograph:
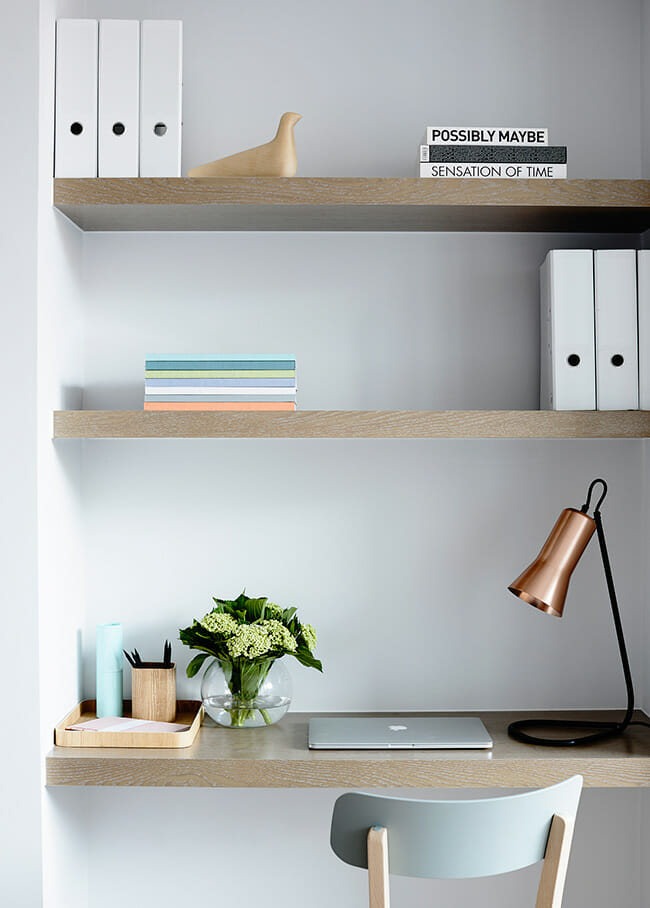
[{"x1": 508, "y1": 508, "x2": 596, "y2": 617}]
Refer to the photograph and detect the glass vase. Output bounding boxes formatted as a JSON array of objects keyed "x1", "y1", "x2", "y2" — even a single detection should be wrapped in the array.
[{"x1": 200, "y1": 657, "x2": 292, "y2": 728}]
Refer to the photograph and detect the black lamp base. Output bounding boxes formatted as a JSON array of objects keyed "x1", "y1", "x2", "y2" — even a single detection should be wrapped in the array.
[{"x1": 508, "y1": 718, "x2": 628, "y2": 747}]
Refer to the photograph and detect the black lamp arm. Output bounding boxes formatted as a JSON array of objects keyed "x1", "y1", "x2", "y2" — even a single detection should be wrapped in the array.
[
  {"x1": 580, "y1": 477, "x2": 609, "y2": 515},
  {"x1": 592, "y1": 508, "x2": 635, "y2": 732},
  {"x1": 508, "y1": 482, "x2": 635, "y2": 747}
]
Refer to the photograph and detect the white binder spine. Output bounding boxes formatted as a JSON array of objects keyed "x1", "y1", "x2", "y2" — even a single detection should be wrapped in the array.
[
  {"x1": 540, "y1": 250, "x2": 596, "y2": 411},
  {"x1": 594, "y1": 250, "x2": 639, "y2": 410},
  {"x1": 139, "y1": 20, "x2": 183, "y2": 177},
  {"x1": 98, "y1": 20, "x2": 140, "y2": 177},
  {"x1": 638, "y1": 251, "x2": 650, "y2": 410},
  {"x1": 54, "y1": 19, "x2": 98, "y2": 177}
]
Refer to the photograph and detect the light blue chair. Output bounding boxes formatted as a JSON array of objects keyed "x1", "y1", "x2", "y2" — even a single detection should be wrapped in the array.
[{"x1": 331, "y1": 775, "x2": 583, "y2": 908}]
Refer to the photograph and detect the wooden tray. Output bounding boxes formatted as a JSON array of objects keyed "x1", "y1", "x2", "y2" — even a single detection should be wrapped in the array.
[{"x1": 54, "y1": 699, "x2": 203, "y2": 748}]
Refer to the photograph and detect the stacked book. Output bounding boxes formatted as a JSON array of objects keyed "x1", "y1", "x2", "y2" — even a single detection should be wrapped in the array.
[
  {"x1": 419, "y1": 126, "x2": 566, "y2": 179},
  {"x1": 144, "y1": 355, "x2": 297, "y2": 411}
]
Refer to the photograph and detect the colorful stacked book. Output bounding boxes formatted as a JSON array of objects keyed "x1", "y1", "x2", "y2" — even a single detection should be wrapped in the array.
[
  {"x1": 419, "y1": 126, "x2": 567, "y2": 179},
  {"x1": 144, "y1": 355, "x2": 297, "y2": 411}
]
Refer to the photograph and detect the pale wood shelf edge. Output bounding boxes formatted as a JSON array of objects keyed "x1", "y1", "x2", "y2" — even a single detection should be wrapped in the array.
[
  {"x1": 52, "y1": 178, "x2": 650, "y2": 232},
  {"x1": 53, "y1": 410, "x2": 650, "y2": 439}
]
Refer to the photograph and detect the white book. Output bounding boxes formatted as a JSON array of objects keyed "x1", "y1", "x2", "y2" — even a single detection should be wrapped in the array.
[
  {"x1": 594, "y1": 250, "x2": 639, "y2": 410},
  {"x1": 54, "y1": 19, "x2": 98, "y2": 177},
  {"x1": 144, "y1": 386, "x2": 297, "y2": 395},
  {"x1": 425, "y1": 127, "x2": 548, "y2": 145},
  {"x1": 540, "y1": 250, "x2": 596, "y2": 410},
  {"x1": 98, "y1": 20, "x2": 140, "y2": 177},
  {"x1": 420, "y1": 163, "x2": 566, "y2": 179},
  {"x1": 638, "y1": 251, "x2": 650, "y2": 410},
  {"x1": 139, "y1": 20, "x2": 183, "y2": 176}
]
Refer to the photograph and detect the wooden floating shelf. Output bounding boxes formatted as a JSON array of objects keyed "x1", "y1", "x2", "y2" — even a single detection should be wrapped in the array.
[
  {"x1": 53, "y1": 178, "x2": 650, "y2": 232},
  {"x1": 46, "y1": 711, "x2": 650, "y2": 788},
  {"x1": 53, "y1": 409, "x2": 650, "y2": 439}
]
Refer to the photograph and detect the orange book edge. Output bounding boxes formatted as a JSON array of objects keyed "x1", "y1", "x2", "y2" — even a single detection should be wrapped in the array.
[{"x1": 144, "y1": 402, "x2": 296, "y2": 411}]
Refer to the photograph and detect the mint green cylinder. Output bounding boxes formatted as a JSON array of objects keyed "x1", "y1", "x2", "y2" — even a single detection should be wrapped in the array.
[{"x1": 96, "y1": 623, "x2": 123, "y2": 717}]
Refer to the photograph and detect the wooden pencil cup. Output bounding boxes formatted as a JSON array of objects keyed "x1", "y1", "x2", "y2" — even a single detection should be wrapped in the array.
[{"x1": 132, "y1": 664, "x2": 177, "y2": 722}]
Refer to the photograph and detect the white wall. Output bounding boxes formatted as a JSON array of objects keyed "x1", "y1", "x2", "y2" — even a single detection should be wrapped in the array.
[
  {"x1": 37, "y1": 1, "x2": 91, "y2": 906},
  {"x1": 0, "y1": 1, "x2": 43, "y2": 904},
  {"x1": 84, "y1": 0, "x2": 644, "y2": 180},
  {"x1": 644, "y1": 451, "x2": 650, "y2": 766},
  {"x1": 27, "y1": 1, "x2": 650, "y2": 906},
  {"x1": 641, "y1": 1, "x2": 650, "y2": 715},
  {"x1": 642, "y1": 0, "x2": 650, "y2": 176},
  {"x1": 642, "y1": 790, "x2": 650, "y2": 908},
  {"x1": 37, "y1": 209, "x2": 89, "y2": 908},
  {"x1": 637, "y1": 55, "x2": 650, "y2": 908},
  {"x1": 79, "y1": 231, "x2": 647, "y2": 713}
]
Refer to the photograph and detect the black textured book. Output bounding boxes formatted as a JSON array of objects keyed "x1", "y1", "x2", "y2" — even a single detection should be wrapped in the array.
[{"x1": 420, "y1": 144, "x2": 567, "y2": 164}]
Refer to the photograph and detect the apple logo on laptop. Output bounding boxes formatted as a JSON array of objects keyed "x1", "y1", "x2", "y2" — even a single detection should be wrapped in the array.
[{"x1": 388, "y1": 725, "x2": 408, "y2": 732}]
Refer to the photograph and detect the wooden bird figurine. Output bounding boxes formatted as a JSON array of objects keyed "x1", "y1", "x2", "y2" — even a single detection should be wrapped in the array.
[{"x1": 188, "y1": 112, "x2": 302, "y2": 178}]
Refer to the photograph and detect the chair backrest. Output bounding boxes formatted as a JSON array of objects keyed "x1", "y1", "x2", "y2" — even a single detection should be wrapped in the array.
[{"x1": 330, "y1": 775, "x2": 583, "y2": 880}]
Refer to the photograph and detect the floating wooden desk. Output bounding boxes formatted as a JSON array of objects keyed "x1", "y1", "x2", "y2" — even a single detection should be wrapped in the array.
[{"x1": 46, "y1": 711, "x2": 650, "y2": 789}]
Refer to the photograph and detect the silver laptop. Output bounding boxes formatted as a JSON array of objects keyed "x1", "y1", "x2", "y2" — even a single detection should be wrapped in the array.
[{"x1": 308, "y1": 716, "x2": 493, "y2": 750}]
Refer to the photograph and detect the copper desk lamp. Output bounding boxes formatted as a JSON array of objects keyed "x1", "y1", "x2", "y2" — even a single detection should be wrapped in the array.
[{"x1": 507, "y1": 478, "x2": 637, "y2": 747}]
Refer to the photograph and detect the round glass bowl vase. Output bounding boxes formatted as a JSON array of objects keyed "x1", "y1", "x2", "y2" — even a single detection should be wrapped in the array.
[{"x1": 201, "y1": 657, "x2": 292, "y2": 728}]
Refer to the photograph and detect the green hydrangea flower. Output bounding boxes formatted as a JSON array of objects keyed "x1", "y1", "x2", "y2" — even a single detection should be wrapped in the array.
[
  {"x1": 301, "y1": 623, "x2": 317, "y2": 651},
  {"x1": 261, "y1": 619, "x2": 297, "y2": 652},
  {"x1": 264, "y1": 602, "x2": 284, "y2": 619},
  {"x1": 201, "y1": 611, "x2": 239, "y2": 637},
  {"x1": 227, "y1": 625, "x2": 272, "y2": 659}
]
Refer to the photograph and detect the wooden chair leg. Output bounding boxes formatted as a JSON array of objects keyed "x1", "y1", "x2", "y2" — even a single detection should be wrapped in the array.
[
  {"x1": 367, "y1": 826, "x2": 390, "y2": 908},
  {"x1": 535, "y1": 814, "x2": 575, "y2": 908}
]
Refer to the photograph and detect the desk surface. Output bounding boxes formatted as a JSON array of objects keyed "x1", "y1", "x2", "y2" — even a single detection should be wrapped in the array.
[{"x1": 46, "y1": 710, "x2": 650, "y2": 789}]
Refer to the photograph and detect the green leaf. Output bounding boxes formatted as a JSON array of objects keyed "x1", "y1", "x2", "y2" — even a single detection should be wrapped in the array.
[
  {"x1": 178, "y1": 623, "x2": 230, "y2": 662},
  {"x1": 186, "y1": 653, "x2": 212, "y2": 678},
  {"x1": 179, "y1": 624, "x2": 202, "y2": 645},
  {"x1": 291, "y1": 647, "x2": 323, "y2": 672},
  {"x1": 244, "y1": 597, "x2": 268, "y2": 621}
]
